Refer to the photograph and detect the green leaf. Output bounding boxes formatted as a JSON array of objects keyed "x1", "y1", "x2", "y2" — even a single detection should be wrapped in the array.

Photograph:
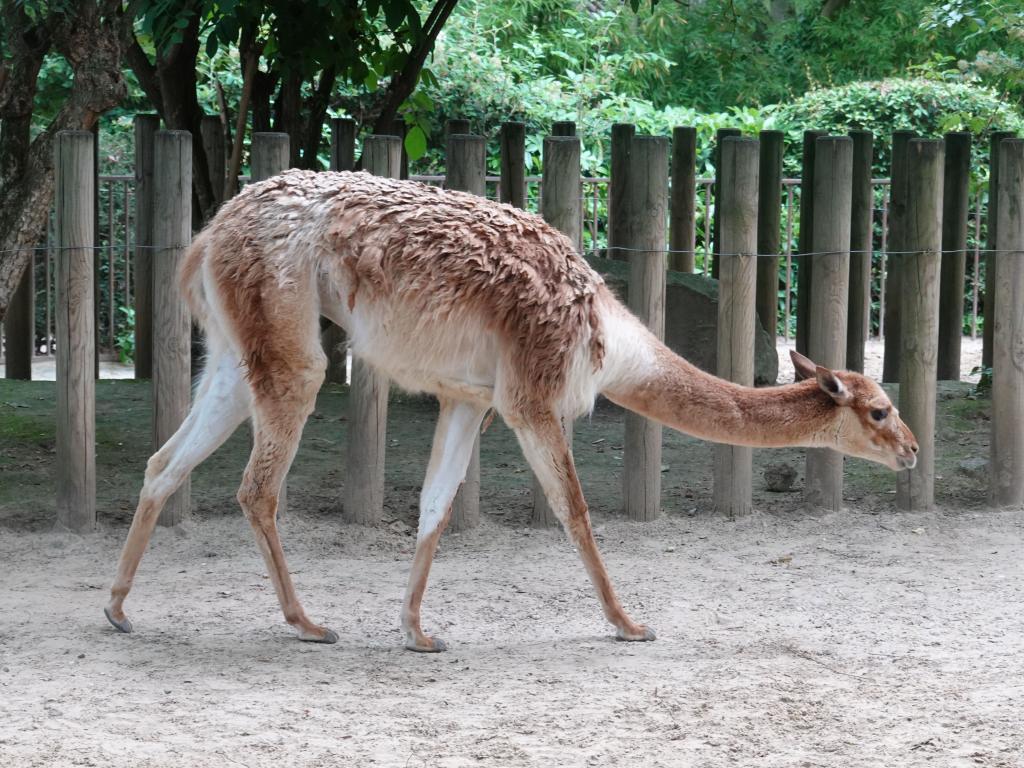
[{"x1": 404, "y1": 125, "x2": 427, "y2": 161}]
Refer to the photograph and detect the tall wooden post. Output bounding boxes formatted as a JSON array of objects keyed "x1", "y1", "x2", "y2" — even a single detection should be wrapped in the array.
[
  {"x1": 3, "y1": 261, "x2": 33, "y2": 379},
  {"x1": 608, "y1": 123, "x2": 636, "y2": 260},
  {"x1": 896, "y1": 139, "x2": 944, "y2": 513},
  {"x1": 200, "y1": 114, "x2": 226, "y2": 209},
  {"x1": 847, "y1": 129, "x2": 874, "y2": 372},
  {"x1": 343, "y1": 136, "x2": 401, "y2": 526},
  {"x1": 983, "y1": 131, "x2": 1017, "y2": 370},
  {"x1": 805, "y1": 137, "x2": 853, "y2": 511},
  {"x1": 669, "y1": 126, "x2": 697, "y2": 273},
  {"x1": 711, "y1": 128, "x2": 742, "y2": 280},
  {"x1": 882, "y1": 130, "x2": 916, "y2": 382},
  {"x1": 152, "y1": 131, "x2": 193, "y2": 527},
  {"x1": 92, "y1": 123, "x2": 100, "y2": 380},
  {"x1": 532, "y1": 136, "x2": 583, "y2": 528},
  {"x1": 56, "y1": 131, "x2": 96, "y2": 532},
  {"x1": 795, "y1": 129, "x2": 827, "y2": 356},
  {"x1": 387, "y1": 119, "x2": 409, "y2": 179},
  {"x1": 446, "y1": 134, "x2": 486, "y2": 531},
  {"x1": 991, "y1": 139, "x2": 1024, "y2": 507},
  {"x1": 621, "y1": 136, "x2": 669, "y2": 521},
  {"x1": 324, "y1": 119, "x2": 356, "y2": 384},
  {"x1": 713, "y1": 137, "x2": 759, "y2": 517},
  {"x1": 251, "y1": 132, "x2": 290, "y2": 182},
  {"x1": 938, "y1": 132, "x2": 971, "y2": 380},
  {"x1": 756, "y1": 130, "x2": 784, "y2": 338},
  {"x1": 133, "y1": 114, "x2": 159, "y2": 379},
  {"x1": 499, "y1": 122, "x2": 526, "y2": 209},
  {"x1": 552, "y1": 121, "x2": 576, "y2": 137}
]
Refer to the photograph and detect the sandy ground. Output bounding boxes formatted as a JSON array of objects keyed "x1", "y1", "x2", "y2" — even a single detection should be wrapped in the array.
[
  {"x1": 0, "y1": 510, "x2": 1021, "y2": 767},
  {"x1": 0, "y1": 335, "x2": 1017, "y2": 767}
]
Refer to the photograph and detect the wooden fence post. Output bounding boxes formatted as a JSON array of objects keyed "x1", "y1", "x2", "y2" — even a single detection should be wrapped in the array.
[
  {"x1": 323, "y1": 118, "x2": 356, "y2": 384},
  {"x1": 608, "y1": 123, "x2": 636, "y2": 260},
  {"x1": 882, "y1": 130, "x2": 916, "y2": 382},
  {"x1": 446, "y1": 134, "x2": 486, "y2": 531},
  {"x1": 847, "y1": 129, "x2": 873, "y2": 372},
  {"x1": 938, "y1": 132, "x2": 971, "y2": 380},
  {"x1": 200, "y1": 114, "x2": 226, "y2": 210},
  {"x1": 152, "y1": 130, "x2": 193, "y2": 527},
  {"x1": 756, "y1": 130, "x2": 784, "y2": 338},
  {"x1": 386, "y1": 119, "x2": 409, "y2": 179},
  {"x1": 133, "y1": 114, "x2": 159, "y2": 380},
  {"x1": 896, "y1": 139, "x2": 944, "y2": 512},
  {"x1": 991, "y1": 138, "x2": 1024, "y2": 508},
  {"x1": 532, "y1": 135, "x2": 583, "y2": 528},
  {"x1": 713, "y1": 137, "x2": 759, "y2": 517},
  {"x1": 251, "y1": 132, "x2": 290, "y2": 182},
  {"x1": 983, "y1": 130, "x2": 1017, "y2": 370},
  {"x1": 499, "y1": 122, "x2": 526, "y2": 209},
  {"x1": 343, "y1": 135, "x2": 401, "y2": 526},
  {"x1": 3, "y1": 260, "x2": 33, "y2": 379},
  {"x1": 711, "y1": 128, "x2": 742, "y2": 280},
  {"x1": 670, "y1": 126, "x2": 697, "y2": 273},
  {"x1": 92, "y1": 123, "x2": 100, "y2": 380},
  {"x1": 552, "y1": 121, "x2": 576, "y2": 136},
  {"x1": 805, "y1": 136, "x2": 853, "y2": 511},
  {"x1": 795, "y1": 129, "x2": 827, "y2": 356},
  {"x1": 622, "y1": 136, "x2": 669, "y2": 522},
  {"x1": 55, "y1": 131, "x2": 96, "y2": 532}
]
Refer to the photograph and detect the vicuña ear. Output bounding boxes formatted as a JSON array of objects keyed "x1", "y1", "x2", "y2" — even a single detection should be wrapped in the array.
[
  {"x1": 790, "y1": 349, "x2": 817, "y2": 381},
  {"x1": 815, "y1": 365, "x2": 853, "y2": 405}
]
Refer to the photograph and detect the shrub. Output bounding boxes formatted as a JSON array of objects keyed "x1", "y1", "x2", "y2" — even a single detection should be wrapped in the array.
[{"x1": 772, "y1": 78, "x2": 1024, "y2": 176}]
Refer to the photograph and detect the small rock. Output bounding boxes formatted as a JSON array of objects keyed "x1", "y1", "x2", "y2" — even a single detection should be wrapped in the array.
[{"x1": 763, "y1": 462, "x2": 798, "y2": 492}]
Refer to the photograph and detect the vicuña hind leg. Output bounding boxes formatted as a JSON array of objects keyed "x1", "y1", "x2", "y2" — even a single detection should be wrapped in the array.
[
  {"x1": 106, "y1": 354, "x2": 251, "y2": 633},
  {"x1": 401, "y1": 398, "x2": 487, "y2": 652},
  {"x1": 513, "y1": 412, "x2": 655, "y2": 642},
  {"x1": 238, "y1": 365, "x2": 335, "y2": 643}
]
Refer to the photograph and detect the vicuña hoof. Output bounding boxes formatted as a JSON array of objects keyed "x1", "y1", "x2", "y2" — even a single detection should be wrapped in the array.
[
  {"x1": 104, "y1": 606, "x2": 133, "y2": 634},
  {"x1": 616, "y1": 625, "x2": 656, "y2": 642},
  {"x1": 297, "y1": 626, "x2": 338, "y2": 644},
  {"x1": 404, "y1": 635, "x2": 447, "y2": 653}
]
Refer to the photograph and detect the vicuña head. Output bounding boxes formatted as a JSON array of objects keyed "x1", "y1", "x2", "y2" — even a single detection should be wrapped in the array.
[{"x1": 789, "y1": 349, "x2": 918, "y2": 471}]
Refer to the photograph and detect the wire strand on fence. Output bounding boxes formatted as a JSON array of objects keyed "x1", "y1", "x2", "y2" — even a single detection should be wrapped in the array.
[{"x1": 2, "y1": 244, "x2": 1021, "y2": 259}]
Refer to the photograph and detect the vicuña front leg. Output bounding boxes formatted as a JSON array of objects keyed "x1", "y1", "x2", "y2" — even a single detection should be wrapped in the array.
[
  {"x1": 514, "y1": 413, "x2": 655, "y2": 642},
  {"x1": 401, "y1": 399, "x2": 486, "y2": 652}
]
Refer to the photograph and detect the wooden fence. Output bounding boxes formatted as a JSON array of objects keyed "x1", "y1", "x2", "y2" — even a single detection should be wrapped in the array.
[{"x1": 5, "y1": 122, "x2": 1023, "y2": 532}]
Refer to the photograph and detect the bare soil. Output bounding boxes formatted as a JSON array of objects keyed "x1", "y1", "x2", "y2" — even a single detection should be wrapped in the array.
[{"x1": 1, "y1": 339, "x2": 1021, "y2": 767}]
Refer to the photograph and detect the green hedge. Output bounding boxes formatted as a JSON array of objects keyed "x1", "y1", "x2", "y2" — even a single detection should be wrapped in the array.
[{"x1": 771, "y1": 78, "x2": 1024, "y2": 177}]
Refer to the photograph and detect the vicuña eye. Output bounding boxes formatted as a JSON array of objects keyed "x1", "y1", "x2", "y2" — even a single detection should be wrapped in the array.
[{"x1": 870, "y1": 409, "x2": 889, "y2": 422}]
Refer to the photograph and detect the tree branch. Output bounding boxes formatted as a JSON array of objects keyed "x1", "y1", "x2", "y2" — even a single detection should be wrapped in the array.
[
  {"x1": 371, "y1": 0, "x2": 460, "y2": 134},
  {"x1": 124, "y1": 34, "x2": 164, "y2": 119}
]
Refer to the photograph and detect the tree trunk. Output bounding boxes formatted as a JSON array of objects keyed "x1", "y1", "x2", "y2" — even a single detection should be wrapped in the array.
[{"x1": 0, "y1": 1, "x2": 127, "y2": 321}]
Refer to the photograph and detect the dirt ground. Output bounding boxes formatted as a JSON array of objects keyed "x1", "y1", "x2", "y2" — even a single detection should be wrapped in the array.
[{"x1": 1, "y1": 338, "x2": 1021, "y2": 767}]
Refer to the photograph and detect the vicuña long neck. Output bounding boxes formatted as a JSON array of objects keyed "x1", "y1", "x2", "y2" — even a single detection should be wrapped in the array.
[{"x1": 601, "y1": 324, "x2": 840, "y2": 449}]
